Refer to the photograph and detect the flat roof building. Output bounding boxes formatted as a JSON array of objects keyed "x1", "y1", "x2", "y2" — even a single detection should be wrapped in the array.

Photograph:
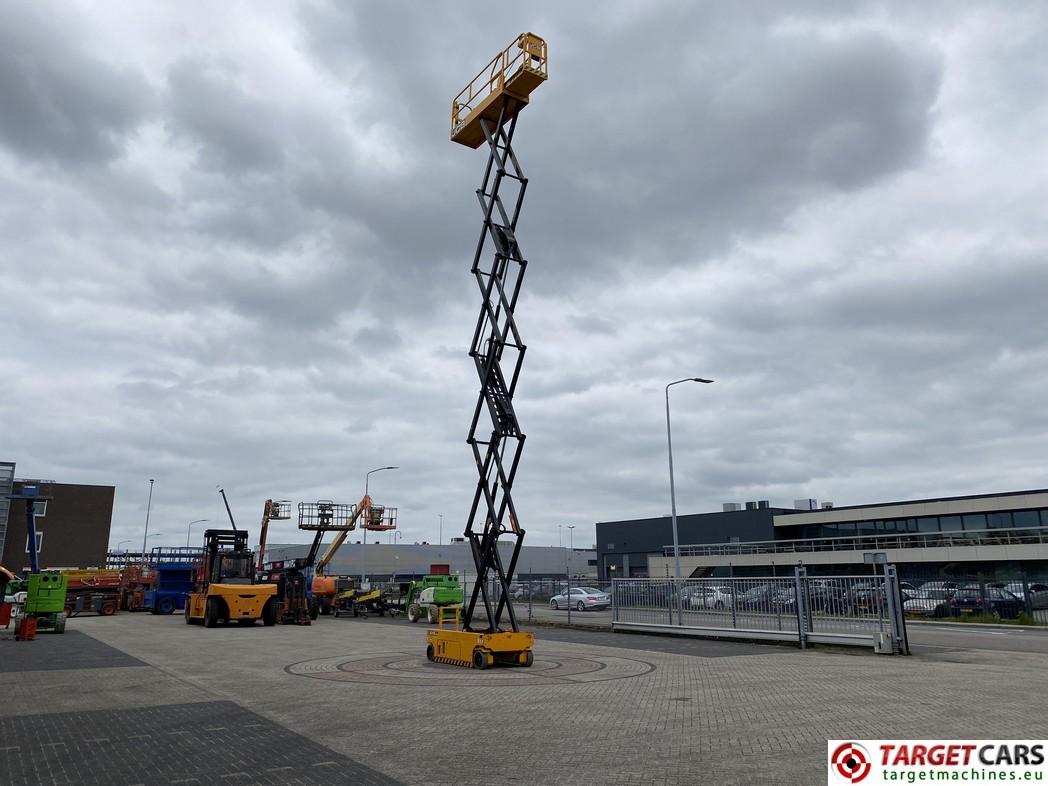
[
  {"x1": 1, "y1": 471, "x2": 115, "y2": 572},
  {"x1": 599, "y1": 489, "x2": 1048, "y2": 584}
]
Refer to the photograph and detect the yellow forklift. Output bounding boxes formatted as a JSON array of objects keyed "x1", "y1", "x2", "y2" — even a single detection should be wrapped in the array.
[{"x1": 184, "y1": 490, "x2": 277, "y2": 627}]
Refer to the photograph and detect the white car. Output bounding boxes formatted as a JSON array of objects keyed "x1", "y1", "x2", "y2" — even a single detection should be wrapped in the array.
[
  {"x1": 550, "y1": 587, "x2": 610, "y2": 611},
  {"x1": 686, "y1": 585, "x2": 734, "y2": 610}
]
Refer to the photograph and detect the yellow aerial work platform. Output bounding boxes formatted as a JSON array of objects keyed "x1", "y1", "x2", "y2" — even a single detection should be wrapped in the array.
[
  {"x1": 451, "y1": 33, "x2": 547, "y2": 148},
  {"x1": 426, "y1": 608, "x2": 534, "y2": 669}
]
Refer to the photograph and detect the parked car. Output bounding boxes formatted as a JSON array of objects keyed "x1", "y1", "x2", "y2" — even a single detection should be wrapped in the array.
[
  {"x1": 734, "y1": 584, "x2": 784, "y2": 611},
  {"x1": 904, "y1": 588, "x2": 955, "y2": 618},
  {"x1": 994, "y1": 582, "x2": 1048, "y2": 610},
  {"x1": 614, "y1": 580, "x2": 673, "y2": 607},
  {"x1": 950, "y1": 585, "x2": 1022, "y2": 619},
  {"x1": 550, "y1": 587, "x2": 610, "y2": 611},
  {"x1": 686, "y1": 585, "x2": 734, "y2": 610},
  {"x1": 899, "y1": 582, "x2": 920, "y2": 601}
]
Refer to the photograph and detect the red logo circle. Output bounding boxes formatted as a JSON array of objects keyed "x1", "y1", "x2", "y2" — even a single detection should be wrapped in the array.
[{"x1": 831, "y1": 742, "x2": 872, "y2": 783}]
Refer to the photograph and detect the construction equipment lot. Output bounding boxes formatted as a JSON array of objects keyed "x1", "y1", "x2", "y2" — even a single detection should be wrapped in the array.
[{"x1": 3, "y1": 617, "x2": 1048, "y2": 785}]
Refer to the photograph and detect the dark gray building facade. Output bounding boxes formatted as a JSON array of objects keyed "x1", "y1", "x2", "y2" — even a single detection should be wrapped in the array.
[{"x1": 596, "y1": 506, "x2": 789, "y2": 580}]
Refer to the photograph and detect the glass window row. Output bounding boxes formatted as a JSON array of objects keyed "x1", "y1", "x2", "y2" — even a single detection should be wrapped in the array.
[{"x1": 793, "y1": 508, "x2": 1048, "y2": 541}]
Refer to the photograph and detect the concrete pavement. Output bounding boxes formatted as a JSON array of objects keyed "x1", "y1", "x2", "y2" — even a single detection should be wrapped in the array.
[{"x1": 3, "y1": 612, "x2": 1047, "y2": 785}]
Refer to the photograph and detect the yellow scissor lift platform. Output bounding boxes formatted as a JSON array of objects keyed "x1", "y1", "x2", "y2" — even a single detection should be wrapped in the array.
[
  {"x1": 429, "y1": 32, "x2": 545, "y2": 670},
  {"x1": 451, "y1": 33, "x2": 547, "y2": 149},
  {"x1": 426, "y1": 607, "x2": 534, "y2": 669}
]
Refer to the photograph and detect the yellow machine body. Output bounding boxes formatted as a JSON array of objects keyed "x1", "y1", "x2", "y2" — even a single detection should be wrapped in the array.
[
  {"x1": 451, "y1": 33, "x2": 547, "y2": 148},
  {"x1": 186, "y1": 582, "x2": 277, "y2": 623},
  {"x1": 426, "y1": 628, "x2": 534, "y2": 669}
]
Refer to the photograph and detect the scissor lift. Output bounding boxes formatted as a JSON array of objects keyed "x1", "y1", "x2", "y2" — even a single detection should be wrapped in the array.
[{"x1": 426, "y1": 33, "x2": 547, "y2": 669}]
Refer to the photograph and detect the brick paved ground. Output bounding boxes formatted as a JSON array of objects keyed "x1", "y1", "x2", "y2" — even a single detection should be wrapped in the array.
[
  {"x1": 0, "y1": 702, "x2": 400, "y2": 786},
  {"x1": 3, "y1": 613, "x2": 1047, "y2": 785}
]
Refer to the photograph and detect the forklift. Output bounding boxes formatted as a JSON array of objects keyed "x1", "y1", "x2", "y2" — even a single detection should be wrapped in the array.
[{"x1": 184, "y1": 489, "x2": 278, "y2": 628}]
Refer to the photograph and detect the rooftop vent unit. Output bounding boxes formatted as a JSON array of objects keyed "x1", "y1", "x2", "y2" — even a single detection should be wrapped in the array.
[
  {"x1": 821, "y1": 502, "x2": 834, "y2": 509},
  {"x1": 722, "y1": 502, "x2": 742, "y2": 512},
  {"x1": 757, "y1": 500, "x2": 770, "y2": 509},
  {"x1": 745, "y1": 501, "x2": 758, "y2": 510},
  {"x1": 794, "y1": 498, "x2": 819, "y2": 511}
]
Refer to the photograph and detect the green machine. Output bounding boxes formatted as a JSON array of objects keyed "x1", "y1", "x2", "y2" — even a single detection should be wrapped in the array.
[
  {"x1": 7, "y1": 483, "x2": 68, "y2": 639},
  {"x1": 23, "y1": 573, "x2": 68, "y2": 633},
  {"x1": 405, "y1": 575, "x2": 464, "y2": 624}
]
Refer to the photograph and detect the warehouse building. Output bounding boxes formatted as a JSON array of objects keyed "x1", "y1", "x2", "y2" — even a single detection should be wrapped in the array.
[
  {"x1": 0, "y1": 464, "x2": 115, "y2": 571},
  {"x1": 599, "y1": 488, "x2": 1048, "y2": 582},
  {"x1": 265, "y1": 540, "x2": 597, "y2": 583}
]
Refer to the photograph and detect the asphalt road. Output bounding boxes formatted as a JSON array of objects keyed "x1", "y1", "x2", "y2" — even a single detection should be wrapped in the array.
[
  {"x1": 530, "y1": 604, "x2": 1048, "y2": 655},
  {"x1": 907, "y1": 621, "x2": 1048, "y2": 654}
]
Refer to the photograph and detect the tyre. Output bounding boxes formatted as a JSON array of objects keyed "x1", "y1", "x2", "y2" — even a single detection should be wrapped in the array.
[
  {"x1": 426, "y1": 644, "x2": 435, "y2": 662},
  {"x1": 576, "y1": 601, "x2": 585, "y2": 612},
  {"x1": 157, "y1": 597, "x2": 176, "y2": 615},
  {"x1": 407, "y1": 604, "x2": 420, "y2": 623},
  {"x1": 551, "y1": 600, "x2": 559, "y2": 610},
  {"x1": 472, "y1": 648, "x2": 490, "y2": 670},
  {"x1": 427, "y1": 605, "x2": 438, "y2": 624},
  {"x1": 309, "y1": 601, "x2": 320, "y2": 621},
  {"x1": 203, "y1": 599, "x2": 219, "y2": 628},
  {"x1": 64, "y1": 605, "x2": 73, "y2": 618},
  {"x1": 320, "y1": 599, "x2": 332, "y2": 616},
  {"x1": 715, "y1": 601, "x2": 725, "y2": 610},
  {"x1": 53, "y1": 614, "x2": 66, "y2": 634},
  {"x1": 519, "y1": 650, "x2": 534, "y2": 668},
  {"x1": 99, "y1": 601, "x2": 116, "y2": 616},
  {"x1": 262, "y1": 598, "x2": 277, "y2": 627},
  {"x1": 184, "y1": 602, "x2": 193, "y2": 625}
]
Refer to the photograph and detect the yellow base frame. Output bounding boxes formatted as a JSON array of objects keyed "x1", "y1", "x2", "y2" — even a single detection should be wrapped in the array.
[{"x1": 426, "y1": 628, "x2": 534, "y2": 669}]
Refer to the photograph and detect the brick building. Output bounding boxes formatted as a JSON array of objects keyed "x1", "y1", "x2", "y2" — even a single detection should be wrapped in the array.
[{"x1": 0, "y1": 464, "x2": 114, "y2": 571}]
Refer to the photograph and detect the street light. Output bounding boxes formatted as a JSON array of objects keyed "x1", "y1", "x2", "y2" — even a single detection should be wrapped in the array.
[
  {"x1": 116, "y1": 539, "x2": 132, "y2": 551},
  {"x1": 566, "y1": 525, "x2": 575, "y2": 625},
  {"x1": 439, "y1": 513, "x2": 444, "y2": 546},
  {"x1": 362, "y1": 466, "x2": 399, "y2": 584},
  {"x1": 141, "y1": 478, "x2": 155, "y2": 561},
  {"x1": 187, "y1": 519, "x2": 208, "y2": 547},
  {"x1": 666, "y1": 378, "x2": 713, "y2": 582}
]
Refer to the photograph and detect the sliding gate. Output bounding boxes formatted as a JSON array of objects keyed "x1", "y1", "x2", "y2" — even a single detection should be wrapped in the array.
[{"x1": 611, "y1": 566, "x2": 908, "y2": 654}]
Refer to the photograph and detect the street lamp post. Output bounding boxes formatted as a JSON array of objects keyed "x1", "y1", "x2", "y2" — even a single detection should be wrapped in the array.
[
  {"x1": 439, "y1": 513, "x2": 443, "y2": 546},
  {"x1": 666, "y1": 377, "x2": 713, "y2": 625},
  {"x1": 362, "y1": 466, "x2": 399, "y2": 584},
  {"x1": 567, "y1": 524, "x2": 575, "y2": 625},
  {"x1": 141, "y1": 479, "x2": 155, "y2": 561},
  {"x1": 187, "y1": 519, "x2": 208, "y2": 547}
]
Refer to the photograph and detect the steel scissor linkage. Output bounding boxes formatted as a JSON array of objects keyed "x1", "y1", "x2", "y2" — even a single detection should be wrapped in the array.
[{"x1": 461, "y1": 100, "x2": 531, "y2": 634}]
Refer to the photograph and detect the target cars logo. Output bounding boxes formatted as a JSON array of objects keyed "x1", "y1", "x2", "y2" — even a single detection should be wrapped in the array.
[
  {"x1": 828, "y1": 740, "x2": 1048, "y2": 785},
  {"x1": 830, "y1": 742, "x2": 872, "y2": 783}
]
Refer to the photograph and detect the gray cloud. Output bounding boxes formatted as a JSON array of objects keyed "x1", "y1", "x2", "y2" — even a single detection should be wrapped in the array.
[
  {"x1": 1, "y1": 1, "x2": 1046, "y2": 555},
  {"x1": 0, "y1": 5, "x2": 151, "y2": 164}
]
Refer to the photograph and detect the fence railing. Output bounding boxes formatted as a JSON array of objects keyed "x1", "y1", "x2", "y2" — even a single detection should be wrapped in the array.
[
  {"x1": 667, "y1": 525, "x2": 1048, "y2": 558},
  {"x1": 611, "y1": 567, "x2": 908, "y2": 653}
]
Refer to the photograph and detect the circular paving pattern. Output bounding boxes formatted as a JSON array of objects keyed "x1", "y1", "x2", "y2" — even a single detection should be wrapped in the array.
[{"x1": 285, "y1": 650, "x2": 655, "y2": 687}]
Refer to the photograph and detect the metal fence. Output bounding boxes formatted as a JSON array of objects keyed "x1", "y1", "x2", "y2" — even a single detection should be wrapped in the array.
[
  {"x1": 896, "y1": 572, "x2": 1048, "y2": 624},
  {"x1": 610, "y1": 567, "x2": 909, "y2": 653}
]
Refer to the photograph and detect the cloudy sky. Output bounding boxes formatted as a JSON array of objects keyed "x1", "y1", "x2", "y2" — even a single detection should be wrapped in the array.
[{"x1": 3, "y1": 2, "x2": 1047, "y2": 552}]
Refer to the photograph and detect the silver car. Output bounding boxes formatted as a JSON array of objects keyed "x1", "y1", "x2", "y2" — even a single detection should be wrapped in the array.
[
  {"x1": 550, "y1": 587, "x2": 610, "y2": 611},
  {"x1": 686, "y1": 585, "x2": 734, "y2": 610}
]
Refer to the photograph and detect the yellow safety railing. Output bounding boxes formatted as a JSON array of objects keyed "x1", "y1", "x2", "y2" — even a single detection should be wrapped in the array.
[{"x1": 451, "y1": 33, "x2": 547, "y2": 135}]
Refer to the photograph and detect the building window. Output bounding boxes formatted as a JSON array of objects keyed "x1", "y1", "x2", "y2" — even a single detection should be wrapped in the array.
[
  {"x1": 1013, "y1": 510, "x2": 1039, "y2": 528},
  {"x1": 587, "y1": 559, "x2": 597, "y2": 566},
  {"x1": 32, "y1": 500, "x2": 47, "y2": 517},
  {"x1": 986, "y1": 512, "x2": 1012, "y2": 528},
  {"x1": 606, "y1": 543, "x2": 615, "y2": 550},
  {"x1": 939, "y1": 516, "x2": 962, "y2": 532},
  {"x1": 962, "y1": 514, "x2": 986, "y2": 531},
  {"x1": 25, "y1": 531, "x2": 43, "y2": 553},
  {"x1": 916, "y1": 517, "x2": 939, "y2": 532}
]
